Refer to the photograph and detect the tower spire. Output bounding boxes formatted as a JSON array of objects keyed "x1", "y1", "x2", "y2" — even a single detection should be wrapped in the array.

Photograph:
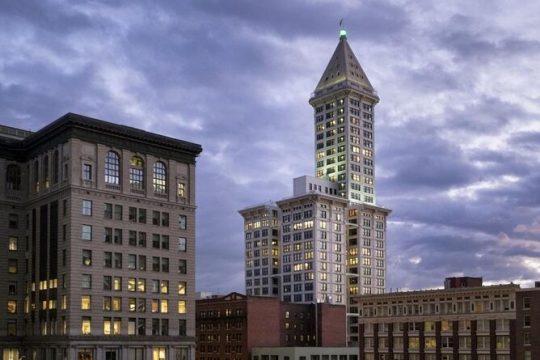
[{"x1": 339, "y1": 18, "x2": 347, "y2": 39}]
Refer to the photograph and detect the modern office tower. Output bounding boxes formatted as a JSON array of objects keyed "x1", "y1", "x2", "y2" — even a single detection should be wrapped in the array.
[
  {"x1": 0, "y1": 113, "x2": 202, "y2": 360},
  {"x1": 239, "y1": 204, "x2": 281, "y2": 297}
]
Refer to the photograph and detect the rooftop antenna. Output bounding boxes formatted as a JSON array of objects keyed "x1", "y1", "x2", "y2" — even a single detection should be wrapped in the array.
[{"x1": 339, "y1": 18, "x2": 347, "y2": 39}]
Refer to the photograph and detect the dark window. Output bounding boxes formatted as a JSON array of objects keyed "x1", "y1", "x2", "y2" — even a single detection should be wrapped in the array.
[
  {"x1": 179, "y1": 319, "x2": 187, "y2": 336},
  {"x1": 6, "y1": 164, "x2": 21, "y2": 190},
  {"x1": 8, "y1": 214, "x2": 18, "y2": 229},
  {"x1": 53, "y1": 150, "x2": 59, "y2": 183},
  {"x1": 178, "y1": 259, "x2": 187, "y2": 274},
  {"x1": 83, "y1": 164, "x2": 92, "y2": 181}
]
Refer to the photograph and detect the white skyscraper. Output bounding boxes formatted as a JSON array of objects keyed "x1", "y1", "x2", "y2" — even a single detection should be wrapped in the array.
[{"x1": 240, "y1": 29, "x2": 392, "y2": 345}]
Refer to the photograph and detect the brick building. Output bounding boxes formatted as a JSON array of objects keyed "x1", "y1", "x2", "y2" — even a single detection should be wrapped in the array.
[
  {"x1": 196, "y1": 293, "x2": 346, "y2": 360},
  {"x1": 0, "y1": 113, "x2": 202, "y2": 360}
]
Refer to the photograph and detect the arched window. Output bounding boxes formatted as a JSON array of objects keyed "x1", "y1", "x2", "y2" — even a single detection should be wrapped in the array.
[
  {"x1": 52, "y1": 150, "x2": 59, "y2": 184},
  {"x1": 43, "y1": 155, "x2": 50, "y2": 188},
  {"x1": 129, "y1": 155, "x2": 144, "y2": 190},
  {"x1": 6, "y1": 164, "x2": 21, "y2": 190},
  {"x1": 152, "y1": 161, "x2": 167, "y2": 193},
  {"x1": 105, "y1": 151, "x2": 120, "y2": 185}
]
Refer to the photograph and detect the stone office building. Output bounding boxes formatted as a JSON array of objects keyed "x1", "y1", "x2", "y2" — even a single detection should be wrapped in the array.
[
  {"x1": 0, "y1": 113, "x2": 202, "y2": 360},
  {"x1": 355, "y1": 277, "x2": 540, "y2": 360}
]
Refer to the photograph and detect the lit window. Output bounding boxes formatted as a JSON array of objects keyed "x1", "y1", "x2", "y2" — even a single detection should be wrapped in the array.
[
  {"x1": 113, "y1": 318, "x2": 121, "y2": 335},
  {"x1": 112, "y1": 297, "x2": 121, "y2": 311},
  {"x1": 152, "y1": 347, "x2": 167, "y2": 360},
  {"x1": 177, "y1": 182, "x2": 185, "y2": 197},
  {"x1": 178, "y1": 300, "x2": 186, "y2": 314},
  {"x1": 8, "y1": 237, "x2": 18, "y2": 251},
  {"x1": 160, "y1": 280, "x2": 169, "y2": 294},
  {"x1": 81, "y1": 295, "x2": 91, "y2": 310},
  {"x1": 177, "y1": 281, "x2": 187, "y2": 295},
  {"x1": 137, "y1": 278, "x2": 146, "y2": 292},
  {"x1": 129, "y1": 156, "x2": 144, "y2": 190},
  {"x1": 104, "y1": 317, "x2": 112, "y2": 335},
  {"x1": 7, "y1": 259, "x2": 17, "y2": 274},
  {"x1": 7, "y1": 300, "x2": 17, "y2": 314},
  {"x1": 82, "y1": 250, "x2": 92, "y2": 266},
  {"x1": 105, "y1": 151, "x2": 120, "y2": 185},
  {"x1": 128, "y1": 278, "x2": 136, "y2": 292},
  {"x1": 160, "y1": 299, "x2": 168, "y2": 314},
  {"x1": 152, "y1": 161, "x2": 167, "y2": 193},
  {"x1": 113, "y1": 277, "x2": 122, "y2": 291},
  {"x1": 152, "y1": 299, "x2": 159, "y2": 313},
  {"x1": 81, "y1": 317, "x2": 91, "y2": 335}
]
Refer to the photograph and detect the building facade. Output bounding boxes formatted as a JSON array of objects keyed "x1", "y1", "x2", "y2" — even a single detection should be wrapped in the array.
[
  {"x1": 309, "y1": 29, "x2": 380, "y2": 206},
  {"x1": 196, "y1": 292, "x2": 346, "y2": 360},
  {"x1": 276, "y1": 192, "x2": 348, "y2": 305},
  {"x1": 239, "y1": 30, "x2": 391, "y2": 345},
  {"x1": 0, "y1": 113, "x2": 202, "y2": 360},
  {"x1": 355, "y1": 277, "x2": 540, "y2": 360},
  {"x1": 515, "y1": 286, "x2": 540, "y2": 360},
  {"x1": 239, "y1": 204, "x2": 281, "y2": 298}
]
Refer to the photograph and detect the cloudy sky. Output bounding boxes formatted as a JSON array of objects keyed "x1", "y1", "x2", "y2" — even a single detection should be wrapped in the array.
[{"x1": 2, "y1": 0, "x2": 540, "y2": 292}]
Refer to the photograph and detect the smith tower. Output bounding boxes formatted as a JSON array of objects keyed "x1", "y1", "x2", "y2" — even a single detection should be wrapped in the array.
[
  {"x1": 309, "y1": 29, "x2": 379, "y2": 205},
  {"x1": 240, "y1": 28, "x2": 391, "y2": 345},
  {"x1": 309, "y1": 29, "x2": 391, "y2": 343}
]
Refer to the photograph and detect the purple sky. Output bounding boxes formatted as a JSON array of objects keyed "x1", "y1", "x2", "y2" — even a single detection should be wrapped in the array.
[{"x1": 1, "y1": 1, "x2": 540, "y2": 293}]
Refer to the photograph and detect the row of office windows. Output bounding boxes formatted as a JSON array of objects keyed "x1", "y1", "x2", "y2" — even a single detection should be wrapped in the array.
[
  {"x1": 7, "y1": 256, "x2": 188, "y2": 276},
  {"x1": 4, "y1": 152, "x2": 187, "y2": 196},
  {"x1": 82, "y1": 200, "x2": 188, "y2": 229},
  {"x1": 360, "y1": 298, "x2": 515, "y2": 317},
  {"x1": 78, "y1": 274, "x2": 189, "y2": 294},
  {"x1": 79, "y1": 295, "x2": 187, "y2": 314},
  {"x1": 4, "y1": 151, "x2": 64, "y2": 192},
  {"x1": 78, "y1": 316, "x2": 187, "y2": 336},
  {"x1": 80, "y1": 225, "x2": 188, "y2": 252}
]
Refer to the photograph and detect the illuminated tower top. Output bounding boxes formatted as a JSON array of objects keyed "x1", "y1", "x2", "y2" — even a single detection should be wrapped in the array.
[{"x1": 309, "y1": 29, "x2": 380, "y2": 205}]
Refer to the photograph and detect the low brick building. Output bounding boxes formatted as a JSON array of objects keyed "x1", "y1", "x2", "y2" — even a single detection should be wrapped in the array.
[{"x1": 196, "y1": 292, "x2": 346, "y2": 360}]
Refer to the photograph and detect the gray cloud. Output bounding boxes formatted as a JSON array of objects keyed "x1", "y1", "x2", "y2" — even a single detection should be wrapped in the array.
[{"x1": 1, "y1": 0, "x2": 540, "y2": 293}]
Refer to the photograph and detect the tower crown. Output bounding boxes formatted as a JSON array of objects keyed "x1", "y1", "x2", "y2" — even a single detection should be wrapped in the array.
[{"x1": 314, "y1": 32, "x2": 376, "y2": 98}]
